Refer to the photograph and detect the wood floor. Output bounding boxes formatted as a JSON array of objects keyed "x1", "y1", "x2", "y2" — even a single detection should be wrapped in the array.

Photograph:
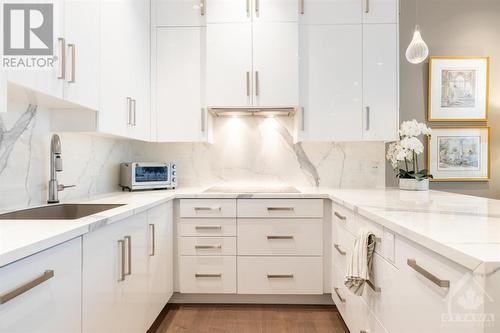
[{"x1": 153, "y1": 304, "x2": 349, "y2": 333}]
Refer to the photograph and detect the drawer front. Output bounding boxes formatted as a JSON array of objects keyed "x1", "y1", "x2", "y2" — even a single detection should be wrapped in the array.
[
  {"x1": 178, "y1": 218, "x2": 237, "y2": 236},
  {"x1": 331, "y1": 202, "x2": 356, "y2": 234},
  {"x1": 179, "y1": 256, "x2": 236, "y2": 294},
  {"x1": 0, "y1": 238, "x2": 82, "y2": 333},
  {"x1": 332, "y1": 222, "x2": 355, "y2": 276},
  {"x1": 238, "y1": 257, "x2": 323, "y2": 294},
  {"x1": 179, "y1": 199, "x2": 236, "y2": 218},
  {"x1": 238, "y1": 219, "x2": 323, "y2": 256},
  {"x1": 179, "y1": 237, "x2": 237, "y2": 256},
  {"x1": 237, "y1": 199, "x2": 324, "y2": 218}
]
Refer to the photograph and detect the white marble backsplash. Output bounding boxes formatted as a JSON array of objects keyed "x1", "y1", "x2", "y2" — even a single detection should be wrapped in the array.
[{"x1": 0, "y1": 104, "x2": 385, "y2": 211}]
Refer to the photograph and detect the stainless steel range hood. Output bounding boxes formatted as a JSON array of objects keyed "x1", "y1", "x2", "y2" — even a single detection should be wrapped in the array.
[{"x1": 209, "y1": 107, "x2": 297, "y2": 117}]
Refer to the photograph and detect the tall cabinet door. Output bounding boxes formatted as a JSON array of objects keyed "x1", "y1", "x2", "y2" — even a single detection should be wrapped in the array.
[
  {"x1": 206, "y1": 23, "x2": 252, "y2": 107},
  {"x1": 299, "y1": 0, "x2": 362, "y2": 24},
  {"x1": 157, "y1": 27, "x2": 206, "y2": 142},
  {"x1": 362, "y1": 24, "x2": 398, "y2": 141},
  {"x1": 362, "y1": 0, "x2": 398, "y2": 24},
  {"x1": 63, "y1": 0, "x2": 100, "y2": 110},
  {"x1": 299, "y1": 25, "x2": 362, "y2": 141},
  {"x1": 206, "y1": 0, "x2": 250, "y2": 23},
  {"x1": 253, "y1": 22, "x2": 299, "y2": 107}
]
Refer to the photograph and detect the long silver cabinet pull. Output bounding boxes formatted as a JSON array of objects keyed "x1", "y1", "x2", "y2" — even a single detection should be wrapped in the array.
[
  {"x1": 195, "y1": 206, "x2": 221, "y2": 211},
  {"x1": 200, "y1": 108, "x2": 206, "y2": 132},
  {"x1": 267, "y1": 207, "x2": 294, "y2": 211},
  {"x1": 333, "y1": 287, "x2": 346, "y2": 303},
  {"x1": 132, "y1": 99, "x2": 137, "y2": 126},
  {"x1": 124, "y1": 236, "x2": 132, "y2": 276},
  {"x1": 195, "y1": 245, "x2": 222, "y2": 249},
  {"x1": 267, "y1": 236, "x2": 294, "y2": 240},
  {"x1": 334, "y1": 212, "x2": 347, "y2": 220},
  {"x1": 195, "y1": 273, "x2": 222, "y2": 278},
  {"x1": 57, "y1": 38, "x2": 66, "y2": 79},
  {"x1": 118, "y1": 240, "x2": 125, "y2": 282},
  {"x1": 126, "y1": 97, "x2": 132, "y2": 125},
  {"x1": 200, "y1": 0, "x2": 205, "y2": 15},
  {"x1": 366, "y1": 279, "x2": 381, "y2": 293},
  {"x1": 364, "y1": 0, "x2": 370, "y2": 13},
  {"x1": 301, "y1": 107, "x2": 305, "y2": 131},
  {"x1": 365, "y1": 106, "x2": 370, "y2": 131},
  {"x1": 246, "y1": 0, "x2": 250, "y2": 16},
  {"x1": 255, "y1": 0, "x2": 259, "y2": 17},
  {"x1": 334, "y1": 244, "x2": 346, "y2": 256},
  {"x1": 0, "y1": 270, "x2": 54, "y2": 305},
  {"x1": 267, "y1": 274, "x2": 294, "y2": 279},
  {"x1": 255, "y1": 71, "x2": 260, "y2": 96},
  {"x1": 195, "y1": 225, "x2": 222, "y2": 230},
  {"x1": 149, "y1": 224, "x2": 155, "y2": 257},
  {"x1": 407, "y1": 259, "x2": 450, "y2": 288},
  {"x1": 68, "y1": 43, "x2": 76, "y2": 83},
  {"x1": 300, "y1": 0, "x2": 304, "y2": 14},
  {"x1": 246, "y1": 71, "x2": 251, "y2": 96}
]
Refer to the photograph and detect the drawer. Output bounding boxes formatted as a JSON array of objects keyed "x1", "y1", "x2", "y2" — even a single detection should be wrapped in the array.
[
  {"x1": 179, "y1": 237, "x2": 236, "y2": 256},
  {"x1": 237, "y1": 199, "x2": 323, "y2": 218},
  {"x1": 331, "y1": 202, "x2": 356, "y2": 234},
  {"x1": 179, "y1": 199, "x2": 236, "y2": 218},
  {"x1": 179, "y1": 256, "x2": 236, "y2": 294},
  {"x1": 178, "y1": 218, "x2": 236, "y2": 236},
  {"x1": 238, "y1": 219, "x2": 323, "y2": 256},
  {"x1": 0, "y1": 238, "x2": 82, "y2": 333},
  {"x1": 237, "y1": 257, "x2": 323, "y2": 294}
]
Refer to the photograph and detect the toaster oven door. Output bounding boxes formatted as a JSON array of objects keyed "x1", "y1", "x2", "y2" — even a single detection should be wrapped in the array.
[{"x1": 132, "y1": 164, "x2": 170, "y2": 188}]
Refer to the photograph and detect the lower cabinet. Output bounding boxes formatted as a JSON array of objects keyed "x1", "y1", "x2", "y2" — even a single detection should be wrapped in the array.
[
  {"x1": 0, "y1": 238, "x2": 82, "y2": 333},
  {"x1": 83, "y1": 202, "x2": 173, "y2": 333}
]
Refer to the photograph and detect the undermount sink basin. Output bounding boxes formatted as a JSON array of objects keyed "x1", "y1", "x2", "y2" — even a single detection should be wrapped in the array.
[
  {"x1": 203, "y1": 186, "x2": 301, "y2": 194},
  {"x1": 0, "y1": 204, "x2": 125, "y2": 220}
]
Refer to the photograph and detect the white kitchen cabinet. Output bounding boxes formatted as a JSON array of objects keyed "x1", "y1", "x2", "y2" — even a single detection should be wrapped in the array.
[
  {"x1": 156, "y1": 27, "x2": 207, "y2": 142},
  {"x1": 362, "y1": 0, "x2": 399, "y2": 24},
  {"x1": 0, "y1": 238, "x2": 81, "y2": 333},
  {"x1": 299, "y1": 0, "x2": 362, "y2": 24},
  {"x1": 146, "y1": 202, "x2": 174, "y2": 329},
  {"x1": 362, "y1": 24, "x2": 398, "y2": 141},
  {"x1": 156, "y1": 0, "x2": 206, "y2": 26},
  {"x1": 206, "y1": 0, "x2": 251, "y2": 23},
  {"x1": 254, "y1": 0, "x2": 299, "y2": 22},
  {"x1": 252, "y1": 22, "x2": 299, "y2": 107},
  {"x1": 63, "y1": 0, "x2": 100, "y2": 110},
  {"x1": 206, "y1": 23, "x2": 253, "y2": 107},
  {"x1": 298, "y1": 24, "x2": 362, "y2": 141}
]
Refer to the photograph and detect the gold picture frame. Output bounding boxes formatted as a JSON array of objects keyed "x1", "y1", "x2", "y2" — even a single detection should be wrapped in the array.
[
  {"x1": 427, "y1": 126, "x2": 490, "y2": 182},
  {"x1": 428, "y1": 56, "x2": 490, "y2": 122}
]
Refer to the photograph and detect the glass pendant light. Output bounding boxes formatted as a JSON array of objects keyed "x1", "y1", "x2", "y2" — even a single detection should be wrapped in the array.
[{"x1": 406, "y1": 25, "x2": 429, "y2": 64}]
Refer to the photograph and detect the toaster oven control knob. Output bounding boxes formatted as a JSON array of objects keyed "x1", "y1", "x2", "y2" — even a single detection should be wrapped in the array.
[
  {"x1": 172, "y1": 164, "x2": 176, "y2": 169},
  {"x1": 172, "y1": 171, "x2": 176, "y2": 176},
  {"x1": 172, "y1": 177, "x2": 176, "y2": 183}
]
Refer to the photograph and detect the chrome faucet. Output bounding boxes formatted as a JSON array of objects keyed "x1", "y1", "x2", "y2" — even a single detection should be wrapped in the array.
[{"x1": 48, "y1": 134, "x2": 75, "y2": 204}]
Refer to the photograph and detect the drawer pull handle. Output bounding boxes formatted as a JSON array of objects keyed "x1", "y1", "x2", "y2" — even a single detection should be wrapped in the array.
[
  {"x1": 149, "y1": 224, "x2": 155, "y2": 257},
  {"x1": 195, "y1": 225, "x2": 222, "y2": 230},
  {"x1": 267, "y1": 236, "x2": 294, "y2": 240},
  {"x1": 195, "y1": 245, "x2": 222, "y2": 249},
  {"x1": 334, "y1": 212, "x2": 347, "y2": 220},
  {"x1": 195, "y1": 273, "x2": 222, "y2": 278},
  {"x1": 366, "y1": 279, "x2": 381, "y2": 293},
  {"x1": 267, "y1": 207, "x2": 294, "y2": 211},
  {"x1": 0, "y1": 270, "x2": 54, "y2": 305},
  {"x1": 407, "y1": 259, "x2": 450, "y2": 288},
  {"x1": 118, "y1": 240, "x2": 126, "y2": 282},
  {"x1": 333, "y1": 287, "x2": 346, "y2": 303},
  {"x1": 194, "y1": 207, "x2": 221, "y2": 212},
  {"x1": 334, "y1": 244, "x2": 346, "y2": 256},
  {"x1": 124, "y1": 236, "x2": 132, "y2": 276},
  {"x1": 267, "y1": 274, "x2": 294, "y2": 279}
]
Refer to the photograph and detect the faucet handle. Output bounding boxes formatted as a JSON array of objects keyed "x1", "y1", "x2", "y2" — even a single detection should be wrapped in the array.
[{"x1": 58, "y1": 184, "x2": 76, "y2": 191}]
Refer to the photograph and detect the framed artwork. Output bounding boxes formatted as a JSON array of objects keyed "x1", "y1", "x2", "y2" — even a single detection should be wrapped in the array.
[
  {"x1": 427, "y1": 127, "x2": 490, "y2": 181},
  {"x1": 428, "y1": 57, "x2": 490, "y2": 121}
]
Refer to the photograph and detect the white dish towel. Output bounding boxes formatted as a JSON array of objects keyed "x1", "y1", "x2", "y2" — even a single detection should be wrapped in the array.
[{"x1": 344, "y1": 227, "x2": 376, "y2": 296}]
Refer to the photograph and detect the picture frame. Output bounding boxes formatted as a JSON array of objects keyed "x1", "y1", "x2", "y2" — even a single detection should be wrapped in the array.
[
  {"x1": 428, "y1": 57, "x2": 490, "y2": 122},
  {"x1": 427, "y1": 127, "x2": 490, "y2": 182}
]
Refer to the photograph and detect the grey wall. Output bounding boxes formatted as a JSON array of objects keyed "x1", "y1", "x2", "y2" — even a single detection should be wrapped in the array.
[{"x1": 388, "y1": 0, "x2": 500, "y2": 198}]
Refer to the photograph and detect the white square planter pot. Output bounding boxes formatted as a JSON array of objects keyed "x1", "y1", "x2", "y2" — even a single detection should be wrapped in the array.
[{"x1": 399, "y1": 178, "x2": 429, "y2": 191}]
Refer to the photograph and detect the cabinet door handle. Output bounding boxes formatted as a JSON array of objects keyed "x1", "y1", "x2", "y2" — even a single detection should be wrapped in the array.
[
  {"x1": 194, "y1": 206, "x2": 221, "y2": 212},
  {"x1": 246, "y1": 71, "x2": 251, "y2": 96},
  {"x1": 68, "y1": 43, "x2": 76, "y2": 83},
  {"x1": 195, "y1": 245, "x2": 222, "y2": 249},
  {"x1": 0, "y1": 270, "x2": 54, "y2": 305},
  {"x1": 300, "y1": 0, "x2": 304, "y2": 14},
  {"x1": 334, "y1": 212, "x2": 347, "y2": 220},
  {"x1": 200, "y1": 0, "x2": 205, "y2": 15},
  {"x1": 195, "y1": 225, "x2": 222, "y2": 230},
  {"x1": 126, "y1": 97, "x2": 132, "y2": 125},
  {"x1": 246, "y1": 0, "x2": 250, "y2": 16},
  {"x1": 407, "y1": 259, "x2": 450, "y2": 288},
  {"x1": 195, "y1": 273, "x2": 222, "y2": 278},
  {"x1": 255, "y1": 0, "x2": 259, "y2": 17},
  {"x1": 301, "y1": 107, "x2": 305, "y2": 131},
  {"x1": 255, "y1": 71, "x2": 260, "y2": 96},
  {"x1": 201, "y1": 108, "x2": 206, "y2": 132},
  {"x1": 267, "y1": 235, "x2": 294, "y2": 240},
  {"x1": 267, "y1": 274, "x2": 294, "y2": 279},
  {"x1": 267, "y1": 207, "x2": 294, "y2": 211},
  {"x1": 333, "y1": 287, "x2": 346, "y2": 303},
  {"x1": 57, "y1": 37, "x2": 66, "y2": 80},
  {"x1": 124, "y1": 236, "x2": 132, "y2": 276},
  {"x1": 334, "y1": 244, "x2": 346, "y2": 255},
  {"x1": 149, "y1": 224, "x2": 155, "y2": 257},
  {"x1": 365, "y1": 106, "x2": 370, "y2": 131},
  {"x1": 132, "y1": 99, "x2": 137, "y2": 126},
  {"x1": 364, "y1": 0, "x2": 370, "y2": 13},
  {"x1": 118, "y1": 240, "x2": 125, "y2": 282}
]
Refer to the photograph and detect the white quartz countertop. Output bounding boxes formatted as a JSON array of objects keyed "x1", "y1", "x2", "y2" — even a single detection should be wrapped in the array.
[{"x1": 1, "y1": 187, "x2": 499, "y2": 271}]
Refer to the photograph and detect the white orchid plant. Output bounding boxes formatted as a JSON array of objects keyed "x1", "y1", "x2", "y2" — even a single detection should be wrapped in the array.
[{"x1": 386, "y1": 119, "x2": 433, "y2": 181}]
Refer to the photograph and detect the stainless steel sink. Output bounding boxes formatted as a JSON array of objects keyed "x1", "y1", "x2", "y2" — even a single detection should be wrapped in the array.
[
  {"x1": 0, "y1": 204, "x2": 125, "y2": 220},
  {"x1": 203, "y1": 186, "x2": 300, "y2": 194}
]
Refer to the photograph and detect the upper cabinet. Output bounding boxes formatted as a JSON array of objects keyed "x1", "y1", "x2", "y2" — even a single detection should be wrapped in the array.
[
  {"x1": 362, "y1": 0, "x2": 399, "y2": 24},
  {"x1": 156, "y1": 0, "x2": 206, "y2": 26},
  {"x1": 299, "y1": 0, "x2": 362, "y2": 24},
  {"x1": 206, "y1": 0, "x2": 298, "y2": 23}
]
